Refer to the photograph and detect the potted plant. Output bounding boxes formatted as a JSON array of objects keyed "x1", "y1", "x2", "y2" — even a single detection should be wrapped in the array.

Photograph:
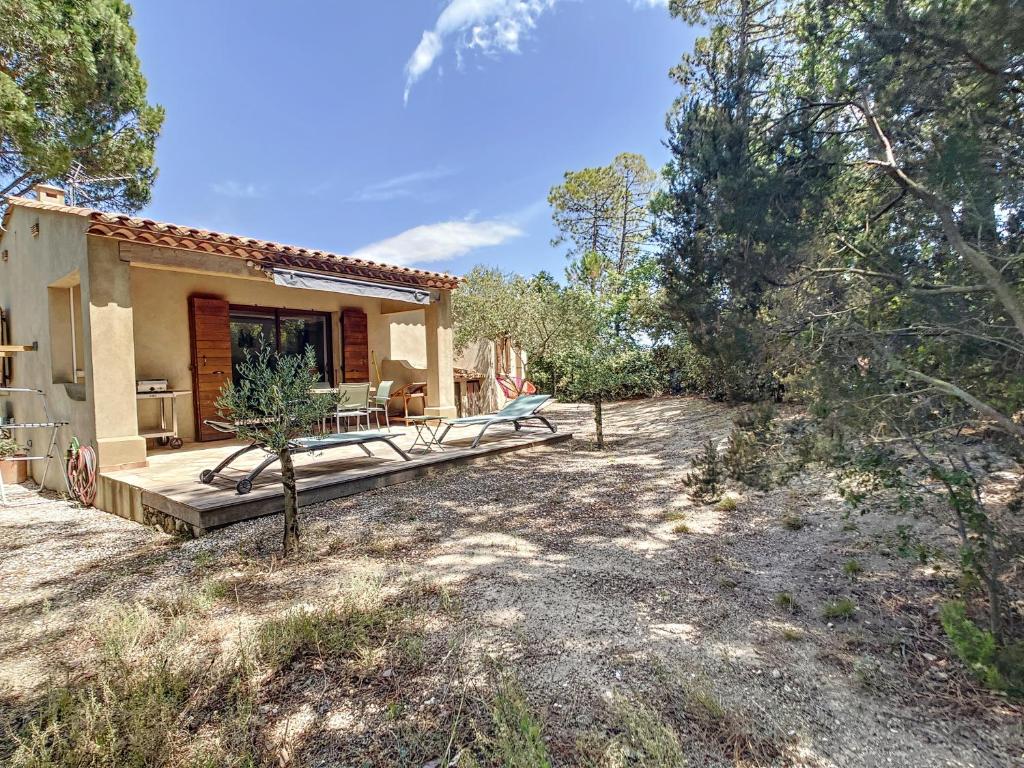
[{"x1": 0, "y1": 435, "x2": 27, "y2": 484}]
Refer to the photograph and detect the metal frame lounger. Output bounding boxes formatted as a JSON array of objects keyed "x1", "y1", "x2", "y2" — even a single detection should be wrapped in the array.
[
  {"x1": 436, "y1": 394, "x2": 556, "y2": 449},
  {"x1": 198, "y1": 420, "x2": 410, "y2": 494}
]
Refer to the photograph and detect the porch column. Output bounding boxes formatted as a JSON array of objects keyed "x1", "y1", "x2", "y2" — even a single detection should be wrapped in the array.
[
  {"x1": 423, "y1": 289, "x2": 456, "y2": 418},
  {"x1": 81, "y1": 238, "x2": 147, "y2": 470}
]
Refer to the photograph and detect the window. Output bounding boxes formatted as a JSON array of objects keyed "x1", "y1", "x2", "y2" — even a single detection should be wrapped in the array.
[
  {"x1": 47, "y1": 280, "x2": 84, "y2": 385},
  {"x1": 229, "y1": 307, "x2": 332, "y2": 387}
]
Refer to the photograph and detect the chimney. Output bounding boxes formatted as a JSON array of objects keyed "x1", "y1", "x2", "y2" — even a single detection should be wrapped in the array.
[{"x1": 34, "y1": 183, "x2": 66, "y2": 206}]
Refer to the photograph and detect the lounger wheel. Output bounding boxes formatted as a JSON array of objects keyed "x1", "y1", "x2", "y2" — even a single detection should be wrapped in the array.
[
  {"x1": 157, "y1": 436, "x2": 168, "y2": 446},
  {"x1": 199, "y1": 469, "x2": 215, "y2": 484},
  {"x1": 236, "y1": 478, "x2": 253, "y2": 495},
  {"x1": 169, "y1": 437, "x2": 183, "y2": 449}
]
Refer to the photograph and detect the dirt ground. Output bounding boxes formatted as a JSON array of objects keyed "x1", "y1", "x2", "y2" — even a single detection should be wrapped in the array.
[{"x1": 1, "y1": 397, "x2": 1021, "y2": 767}]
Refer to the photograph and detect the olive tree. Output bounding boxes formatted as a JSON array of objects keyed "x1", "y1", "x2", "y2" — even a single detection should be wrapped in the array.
[{"x1": 215, "y1": 345, "x2": 332, "y2": 556}]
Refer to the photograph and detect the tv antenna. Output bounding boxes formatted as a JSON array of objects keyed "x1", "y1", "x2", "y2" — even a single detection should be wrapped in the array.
[{"x1": 64, "y1": 162, "x2": 131, "y2": 206}]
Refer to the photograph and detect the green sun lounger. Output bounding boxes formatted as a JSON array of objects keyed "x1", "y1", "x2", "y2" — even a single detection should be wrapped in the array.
[
  {"x1": 436, "y1": 394, "x2": 556, "y2": 448},
  {"x1": 199, "y1": 420, "x2": 410, "y2": 494}
]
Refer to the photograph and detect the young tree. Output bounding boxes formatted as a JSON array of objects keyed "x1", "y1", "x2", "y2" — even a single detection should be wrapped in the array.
[
  {"x1": 215, "y1": 345, "x2": 332, "y2": 557},
  {"x1": 550, "y1": 153, "x2": 659, "y2": 339},
  {"x1": 654, "y1": 0, "x2": 833, "y2": 400},
  {"x1": 0, "y1": 0, "x2": 164, "y2": 210}
]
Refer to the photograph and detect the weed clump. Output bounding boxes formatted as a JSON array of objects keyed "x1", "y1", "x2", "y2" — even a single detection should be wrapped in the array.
[
  {"x1": 775, "y1": 592, "x2": 800, "y2": 614},
  {"x1": 822, "y1": 598, "x2": 856, "y2": 620}
]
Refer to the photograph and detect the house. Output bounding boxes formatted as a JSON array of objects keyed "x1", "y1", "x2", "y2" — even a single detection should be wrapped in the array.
[
  {"x1": 0, "y1": 185, "x2": 459, "y2": 506},
  {"x1": 455, "y1": 338, "x2": 529, "y2": 415}
]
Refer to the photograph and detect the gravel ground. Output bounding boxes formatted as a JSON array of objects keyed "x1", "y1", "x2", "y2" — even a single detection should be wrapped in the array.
[{"x1": 1, "y1": 396, "x2": 1021, "y2": 767}]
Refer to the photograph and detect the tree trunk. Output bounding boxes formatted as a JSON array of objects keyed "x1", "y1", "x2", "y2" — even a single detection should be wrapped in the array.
[
  {"x1": 594, "y1": 397, "x2": 604, "y2": 449},
  {"x1": 279, "y1": 449, "x2": 300, "y2": 556}
]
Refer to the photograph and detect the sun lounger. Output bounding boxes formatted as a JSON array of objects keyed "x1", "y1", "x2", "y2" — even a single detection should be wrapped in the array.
[
  {"x1": 436, "y1": 394, "x2": 556, "y2": 448},
  {"x1": 198, "y1": 419, "x2": 410, "y2": 494}
]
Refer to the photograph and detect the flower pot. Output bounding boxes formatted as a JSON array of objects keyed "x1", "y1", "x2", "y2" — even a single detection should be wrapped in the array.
[{"x1": 0, "y1": 456, "x2": 28, "y2": 485}]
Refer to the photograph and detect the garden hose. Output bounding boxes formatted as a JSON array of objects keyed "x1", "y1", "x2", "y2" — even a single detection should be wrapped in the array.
[{"x1": 66, "y1": 437, "x2": 97, "y2": 506}]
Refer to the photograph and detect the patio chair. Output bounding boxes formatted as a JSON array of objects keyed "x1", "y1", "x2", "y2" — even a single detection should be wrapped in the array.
[
  {"x1": 436, "y1": 394, "x2": 556, "y2": 449},
  {"x1": 367, "y1": 380, "x2": 394, "y2": 430},
  {"x1": 334, "y1": 383, "x2": 370, "y2": 431},
  {"x1": 391, "y1": 381, "x2": 427, "y2": 422},
  {"x1": 199, "y1": 420, "x2": 410, "y2": 494}
]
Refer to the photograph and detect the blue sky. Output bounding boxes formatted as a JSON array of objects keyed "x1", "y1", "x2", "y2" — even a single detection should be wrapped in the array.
[{"x1": 131, "y1": 1, "x2": 697, "y2": 278}]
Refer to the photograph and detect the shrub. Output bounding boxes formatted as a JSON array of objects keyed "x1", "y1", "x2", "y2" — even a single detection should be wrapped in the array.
[
  {"x1": 843, "y1": 559, "x2": 862, "y2": 577},
  {"x1": 722, "y1": 404, "x2": 776, "y2": 490},
  {"x1": 822, "y1": 598, "x2": 856, "y2": 620},
  {"x1": 682, "y1": 438, "x2": 722, "y2": 502},
  {"x1": 774, "y1": 592, "x2": 799, "y2": 614},
  {"x1": 716, "y1": 495, "x2": 738, "y2": 511},
  {"x1": 487, "y1": 669, "x2": 553, "y2": 768},
  {"x1": 940, "y1": 602, "x2": 1023, "y2": 694}
]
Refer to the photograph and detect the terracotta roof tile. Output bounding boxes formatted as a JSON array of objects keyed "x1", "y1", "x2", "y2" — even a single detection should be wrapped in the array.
[{"x1": 3, "y1": 196, "x2": 459, "y2": 290}]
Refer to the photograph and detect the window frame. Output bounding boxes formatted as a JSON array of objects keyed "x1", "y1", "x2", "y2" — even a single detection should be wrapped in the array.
[{"x1": 228, "y1": 304, "x2": 335, "y2": 387}]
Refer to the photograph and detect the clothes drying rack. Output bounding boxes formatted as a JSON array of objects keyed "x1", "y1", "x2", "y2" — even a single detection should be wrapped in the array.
[{"x1": 0, "y1": 387, "x2": 70, "y2": 504}]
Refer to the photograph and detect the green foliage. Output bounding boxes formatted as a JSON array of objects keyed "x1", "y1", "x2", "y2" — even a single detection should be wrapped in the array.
[
  {"x1": 257, "y1": 600, "x2": 415, "y2": 674},
  {"x1": 216, "y1": 344, "x2": 332, "y2": 554},
  {"x1": 0, "y1": 0, "x2": 164, "y2": 207},
  {"x1": 215, "y1": 344, "x2": 332, "y2": 456},
  {"x1": 842, "y1": 559, "x2": 862, "y2": 577},
  {"x1": 8, "y1": 605, "x2": 260, "y2": 768},
  {"x1": 716, "y1": 495, "x2": 738, "y2": 511},
  {"x1": 549, "y1": 153, "x2": 658, "y2": 318},
  {"x1": 487, "y1": 669, "x2": 553, "y2": 768},
  {"x1": 939, "y1": 602, "x2": 1023, "y2": 695},
  {"x1": 591, "y1": 699, "x2": 684, "y2": 768},
  {"x1": 822, "y1": 598, "x2": 856, "y2": 620},
  {"x1": 774, "y1": 592, "x2": 799, "y2": 613},
  {"x1": 658, "y1": 0, "x2": 1024, "y2": 644},
  {"x1": 722, "y1": 404, "x2": 777, "y2": 490},
  {"x1": 0, "y1": 435, "x2": 21, "y2": 458},
  {"x1": 682, "y1": 438, "x2": 722, "y2": 502}
]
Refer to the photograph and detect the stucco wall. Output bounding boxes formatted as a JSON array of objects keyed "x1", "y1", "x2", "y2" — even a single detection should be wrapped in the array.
[
  {"x1": 0, "y1": 207, "x2": 94, "y2": 486},
  {"x1": 128, "y1": 255, "x2": 435, "y2": 441}
]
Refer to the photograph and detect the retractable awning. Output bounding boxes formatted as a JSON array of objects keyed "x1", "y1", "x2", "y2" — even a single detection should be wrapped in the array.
[{"x1": 271, "y1": 268, "x2": 431, "y2": 305}]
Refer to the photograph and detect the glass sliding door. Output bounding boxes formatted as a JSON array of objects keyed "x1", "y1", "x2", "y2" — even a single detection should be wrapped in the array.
[
  {"x1": 229, "y1": 307, "x2": 333, "y2": 387},
  {"x1": 229, "y1": 310, "x2": 276, "y2": 385},
  {"x1": 280, "y1": 313, "x2": 330, "y2": 386}
]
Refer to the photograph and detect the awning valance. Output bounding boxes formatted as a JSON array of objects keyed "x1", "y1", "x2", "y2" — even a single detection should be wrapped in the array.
[{"x1": 271, "y1": 268, "x2": 431, "y2": 305}]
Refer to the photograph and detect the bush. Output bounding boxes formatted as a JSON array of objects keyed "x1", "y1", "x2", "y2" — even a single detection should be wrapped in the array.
[
  {"x1": 940, "y1": 602, "x2": 1023, "y2": 695},
  {"x1": 682, "y1": 438, "x2": 722, "y2": 502},
  {"x1": 722, "y1": 404, "x2": 776, "y2": 490},
  {"x1": 654, "y1": 338, "x2": 782, "y2": 402}
]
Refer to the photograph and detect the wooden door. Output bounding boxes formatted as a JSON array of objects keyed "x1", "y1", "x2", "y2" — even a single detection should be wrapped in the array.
[
  {"x1": 341, "y1": 308, "x2": 369, "y2": 382},
  {"x1": 188, "y1": 296, "x2": 232, "y2": 441}
]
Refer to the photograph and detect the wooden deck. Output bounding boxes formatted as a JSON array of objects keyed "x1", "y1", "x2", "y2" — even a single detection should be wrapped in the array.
[{"x1": 102, "y1": 425, "x2": 571, "y2": 532}]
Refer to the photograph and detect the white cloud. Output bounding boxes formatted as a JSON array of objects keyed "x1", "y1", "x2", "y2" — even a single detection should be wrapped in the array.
[
  {"x1": 210, "y1": 180, "x2": 267, "y2": 199},
  {"x1": 347, "y1": 166, "x2": 456, "y2": 202},
  {"x1": 404, "y1": 0, "x2": 556, "y2": 103},
  {"x1": 403, "y1": 0, "x2": 669, "y2": 102},
  {"x1": 348, "y1": 219, "x2": 523, "y2": 266}
]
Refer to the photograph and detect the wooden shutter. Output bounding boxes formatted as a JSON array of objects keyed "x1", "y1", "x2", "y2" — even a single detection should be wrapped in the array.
[
  {"x1": 188, "y1": 296, "x2": 232, "y2": 441},
  {"x1": 341, "y1": 308, "x2": 369, "y2": 382}
]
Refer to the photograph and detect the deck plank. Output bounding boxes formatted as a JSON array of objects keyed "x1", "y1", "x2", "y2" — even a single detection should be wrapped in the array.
[{"x1": 103, "y1": 427, "x2": 571, "y2": 531}]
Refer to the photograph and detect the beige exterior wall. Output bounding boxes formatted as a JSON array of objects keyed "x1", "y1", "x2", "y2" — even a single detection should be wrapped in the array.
[
  {"x1": 129, "y1": 248, "x2": 452, "y2": 440},
  {"x1": 454, "y1": 338, "x2": 529, "y2": 413},
  {"x1": 0, "y1": 207, "x2": 96, "y2": 487},
  {"x1": 0, "y1": 209, "x2": 458, "y2": 491}
]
